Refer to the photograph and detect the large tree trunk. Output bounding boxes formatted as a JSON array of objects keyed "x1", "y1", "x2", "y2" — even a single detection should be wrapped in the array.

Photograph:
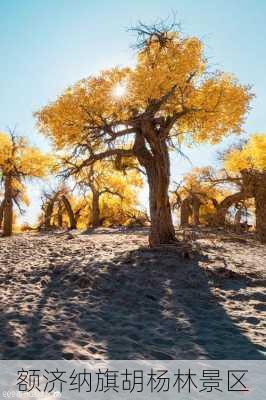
[
  {"x1": 44, "y1": 199, "x2": 55, "y2": 230},
  {"x1": 57, "y1": 201, "x2": 63, "y2": 228},
  {"x1": 214, "y1": 207, "x2": 227, "y2": 226},
  {"x1": 91, "y1": 191, "x2": 100, "y2": 228},
  {"x1": 191, "y1": 197, "x2": 201, "y2": 225},
  {"x1": 254, "y1": 174, "x2": 266, "y2": 243},
  {"x1": 144, "y1": 144, "x2": 176, "y2": 246},
  {"x1": 234, "y1": 208, "x2": 243, "y2": 233},
  {"x1": 0, "y1": 200, "x2": 4, "y2": 230},
  {"x1": 180, "y1": 198, "x2": 192, "y2": 227},
  {"x1": 61, "y1": 195, "x2": 76, "y2": 229},
  {"x1": 147, "y1": 166, "x2": 176, "y2": 246},
  {"x1": 2, "y1": 175, "x2": 13, "y2": 237},
  {"x1": 241, "y1": 170, "x2": 266, "y2": 243}
]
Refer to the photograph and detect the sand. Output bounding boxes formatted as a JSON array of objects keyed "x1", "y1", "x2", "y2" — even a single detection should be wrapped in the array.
[{"x1": 0, "y1": 227, "x2": 265, "y2": 360}]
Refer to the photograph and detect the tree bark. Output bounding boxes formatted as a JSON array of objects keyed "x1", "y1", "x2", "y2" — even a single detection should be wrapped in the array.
[
  {"x1": 0, "y1": 200, "x2": 4, "y2": 230},
  {"x1": 2, "y1": 175, "x2": 13, "y2": 237},
  {"x1": 147, "y1": 166, "x2": 176, "y2": 246},
  {"x1": 135, "y1": 132, "x2": 176, "y2": 247},
  {"x1": 180, "y1": 198, "x2": 192, "y2": 227},
  {"x1": 61, "y1": 195, "x2": 76, "y2": 229},
  {"x1": 234, "y1": 208, "x2": 242, "y2": 233},
  {"x1": 214, "y1": 208, "x2": 227, "y2": 227},
  {"x1": 57, "y1": 201, "x2": 63, "y2": 228},
  {"x1": 253, "y1": 173, "x2": 266, "y2": 243},
  {"x1": 191, "y1": 196, "x2": 201, "y2": 225},
  {"x1": 91, "y1": 191, "x2": 100, "y2": 228},
  {"x1": 44, "y1": 199, "x2": 55, "y2": 230}
]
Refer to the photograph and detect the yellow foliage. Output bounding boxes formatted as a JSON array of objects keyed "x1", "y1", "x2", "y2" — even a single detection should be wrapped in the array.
[
  {"x1": 0, "y1": 131, "x2": 53, "y2": 178},
  {"x1": 75, "y1": 160, "x2": 143, "y2": 227},
  {"x1": 11, "y1": 180, "x2": 30, "y2": 206},
  {"x1": 74, "y1": 160, "x2": 143, "y2": 198},
  {"x1": 224, "y1": 134, "x2": 266, "y2": 173},
  {"x1": 0, "y1": 131, "x2": 54, "y2": 230},
  {"x1": 39, "y1": 159, "x2": 144, "y2": 229},
  {"x1": 172, "y1": 167, "x2": 233, "y2": 224},
  {"x1": 35, "y1": 31, "x2": 252, "y2": 150},
  {"x1": 174, "y1": 167, "x2": 225, "y2": 202}
]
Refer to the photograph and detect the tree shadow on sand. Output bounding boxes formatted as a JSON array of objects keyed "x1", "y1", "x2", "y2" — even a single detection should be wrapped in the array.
[{"x1": 0, "y1": 237, "x2": 264, "y2": 360}]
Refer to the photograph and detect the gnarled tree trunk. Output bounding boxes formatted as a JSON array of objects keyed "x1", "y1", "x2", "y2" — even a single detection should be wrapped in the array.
[
  {"x1": 241, "y1": 170, "x2": 266, "y2": 243},
  {"x1": 180, "y1": 198, "x2": 192, "y2": 227},
  {"x1": 147, "y1": 166, "x2": 175, "y2": 246},
  {"x1": 0, "y1": 200, "x2": 4, "y2": 230},
  {"x1": 135, "y1": 133, "x2": 176, "y2": 247},
  {"x1": 61, "y1": 195, "x2": 76, "y2": 229},
  {"x1": 57, "y1": 201, "x2": 63, "y2": 228},
  {"x1": 191, "y1": 196, "x2": 201, "y2": 225},
  {"x1": 234, "y1": 208, "x2": 242, "y2": 233},
  {"x1": 214, "y1": 208, "x2": 227, "y2": 227},
  {"x1": 253, "y1": 173, "x2": 266, "y2": 243},
  {"x1": 44, "y1": 199, "x2": 55, "y2": 230},
  {"x1": 91, "y1": 191, "x2": 100, "y2": 228},
  {"x1": 2, "y1": 175, "x2": 13, "y2": 237}
]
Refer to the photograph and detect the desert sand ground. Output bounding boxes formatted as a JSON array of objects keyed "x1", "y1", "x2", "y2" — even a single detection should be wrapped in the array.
[{"x1": 0, "y1": 227, "x2": 265, "y2": 360}]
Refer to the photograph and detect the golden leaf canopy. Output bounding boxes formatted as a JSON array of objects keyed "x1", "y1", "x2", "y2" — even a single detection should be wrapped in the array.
[
  {"x1": 224, "y1": 134, "x2": 266, "y2": 173},
  {"x1": 36, "y1": 31, "x2": 253, "y2": 150},
  {"x1": 0, "y1": 131, "x2": 53, "y2": 178}
]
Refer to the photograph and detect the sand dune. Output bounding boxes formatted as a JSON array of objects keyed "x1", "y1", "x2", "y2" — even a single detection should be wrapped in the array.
[{"x1": 0, "y1": 227, "x2": 265, "y2": 359}]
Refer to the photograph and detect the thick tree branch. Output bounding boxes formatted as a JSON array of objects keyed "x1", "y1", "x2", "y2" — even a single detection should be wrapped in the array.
[
  {"x1": 61, "y1": 148, "x2": 134, "y2": 178},
  {"x1": 99, "y1": 188, "x2": 124, "y2": 200},
  {"x1": 145, "y1": 85, "x2": 177, "y2": 117}
]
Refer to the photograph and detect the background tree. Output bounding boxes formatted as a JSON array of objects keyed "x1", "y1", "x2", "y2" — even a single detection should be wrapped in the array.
[
  {"x1": 76, "y1": 190, "x2": 148, "y2": 229},
  {"x1": 233, "y1": 198, "x2": 254, "y2": 233},
  {"x1": 38, "y1": 163, "x2": 144, "y2": 230},
  {"x1": 0, "y1": 180, "x2": 30, "y2": 231},
  {"x1": 197, "y1": 166, "x2": 249, "y2": 226},
  {"x1": 171, "y1": 167, "x2": 229, "y2": 226},
  {"x1": 0, "y1": 131, "x2": 52, "y2": 236},
  {"x1": 191, "y1": 135, "x2": 266, "y2": 241},
  {"x1": 36, "y1": 20, "x2": 252, "y2": 246},
  {"x1": 73, "y1": 160, "x2": 143, "y2": 228},
  {"x1": 224, "y1": 134, "x2": 266, "y2": 242},
  {"x1": 39, "y1": 186, "x2": 78, "y2": 230}
]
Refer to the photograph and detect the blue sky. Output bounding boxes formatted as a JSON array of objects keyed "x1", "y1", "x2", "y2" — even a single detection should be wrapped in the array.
[{"x1": 0, "y1": 0, "x2": 265, "y2": 224}]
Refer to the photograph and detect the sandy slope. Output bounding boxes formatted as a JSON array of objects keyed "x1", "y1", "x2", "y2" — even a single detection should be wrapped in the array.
[{"x1": 0, "y1": 227, "x2": 265, "y2": 360}]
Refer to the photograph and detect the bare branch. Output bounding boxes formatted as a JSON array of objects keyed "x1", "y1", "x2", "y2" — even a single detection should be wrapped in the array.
[{"x1": 129, "y1": 14, "x2": 181, "y2": 51}]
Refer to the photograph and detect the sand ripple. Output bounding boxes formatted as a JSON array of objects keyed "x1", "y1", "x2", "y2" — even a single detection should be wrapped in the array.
[{"x1": 0, "y1": 228, "x2": 265, "y2": 359}]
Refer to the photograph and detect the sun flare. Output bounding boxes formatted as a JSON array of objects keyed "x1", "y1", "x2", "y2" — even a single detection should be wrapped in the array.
[{"x1": 111, "y1": 80, "x2": 128, "y2": 98}]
